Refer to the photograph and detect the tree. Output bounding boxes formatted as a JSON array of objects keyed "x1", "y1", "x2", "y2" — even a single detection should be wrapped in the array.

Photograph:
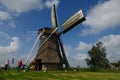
[{"x1": 86, "y1": 42, "x2": 109, "y2": 71}]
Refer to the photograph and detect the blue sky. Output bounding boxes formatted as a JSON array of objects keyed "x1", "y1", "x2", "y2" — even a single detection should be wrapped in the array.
[{"x1": 0, "y1": 0, "x2": 120, "y2": 67}]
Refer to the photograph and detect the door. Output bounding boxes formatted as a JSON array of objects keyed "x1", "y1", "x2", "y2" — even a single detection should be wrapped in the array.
[{"x1": 35, "y1": 59, "x2": 42, "y2": 70}]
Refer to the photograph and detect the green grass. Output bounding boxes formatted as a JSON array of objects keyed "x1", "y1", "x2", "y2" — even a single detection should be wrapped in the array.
[{"x1": 0, "y1": 70, "x2": 120, "y2": 80}]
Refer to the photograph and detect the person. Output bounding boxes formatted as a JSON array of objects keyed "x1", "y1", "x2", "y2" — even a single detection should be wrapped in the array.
[
  {"x1": 22, "y1": 64, "x2": 28, "y2": 72},
  {"x1": 18, "y1": 60, "x2": 23, "y2": 72},
  {"x1": 4, "y1": 60, "x2": 10, "y2": 70}
]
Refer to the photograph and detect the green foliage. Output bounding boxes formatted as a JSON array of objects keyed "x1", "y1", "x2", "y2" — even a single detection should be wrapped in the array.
[{"x1": 86, "y1": 42, "x2": 109, "y2": 71}]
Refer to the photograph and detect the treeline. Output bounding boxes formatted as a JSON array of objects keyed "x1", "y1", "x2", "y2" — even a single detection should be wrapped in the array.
[{"x1": 68, "y1": 67, "x2": 120, "y2": 72}]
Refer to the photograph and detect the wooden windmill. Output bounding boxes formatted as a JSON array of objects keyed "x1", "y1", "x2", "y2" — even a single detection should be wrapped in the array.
[{"x1": 25, "y1": 4, "x2": 85, "y2": 71}]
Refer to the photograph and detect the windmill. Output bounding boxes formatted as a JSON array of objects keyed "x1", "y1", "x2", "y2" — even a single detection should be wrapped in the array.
[{"x1": 25, "y1": 4, "x2": 85, "y2": 71}]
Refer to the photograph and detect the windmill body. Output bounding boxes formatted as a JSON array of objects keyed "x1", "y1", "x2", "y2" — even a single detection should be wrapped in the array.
[{"x1": 34, "y1": 27, "x2": 65, "y2": 70}]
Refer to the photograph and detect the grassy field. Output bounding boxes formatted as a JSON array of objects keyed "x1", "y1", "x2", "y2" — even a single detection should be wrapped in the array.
[{"x1": 0, "y1": 70, "x2": 120, "y2": 80}]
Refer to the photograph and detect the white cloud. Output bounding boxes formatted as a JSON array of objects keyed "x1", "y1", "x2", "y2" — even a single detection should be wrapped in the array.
[
  {"x1": 0, "y1": 32, "x2": 10, "y2": 46},
  {"x1": 70, "y1": 53, "x2": 88, "y2": 67},
  {"x1": 64, "y1": 45, "x2": 72, "y2": 55},
  {"x1": 10, "y1": 21, "x2": 16, "y2": 28},
  {"x1": 74, "y1": 53, "x2": 87, "y2": 61},
  {"x1": 0, "y1": 10, "x2": 11, "y2": 20},
  {"x1": 83, "y1": 0, "x2": 120, "y2": 35},
  {"x1": 76, "y1": 41, "x2": 92, "y2": 51},
  {"x1": 0, "y1": 0, "x2": 60, "y2": 28},
  {"x1": 0, "y1": 0, "x2": 43, "y2": 14},
  {"x1": 0, "y1": 31, "x2": 10, "y2": 39},
  {"x1": 45, "y1": 0, "x2": 60, "y2": 8},
  {"x1": 0, "y1": 0, "x2": 60, "y2": 14},
  {"x1": 71, "y1": 42, "x2": 91, "y2": 67},
  {"x1": 99, "y1": 34, "x2": 120, "y2": 62},
  {"x1": 0, "y1": 11, "x2": 16, "y2": 28},
  {"x1": 66, "y1": 42, "x2": 92, "y2": 67},
  {"x1": 0, "y1": 35, "x2": 20, "y2": 65},
  {"x1": 0, "y1": 37, "x2": 20, "y2": 54}
]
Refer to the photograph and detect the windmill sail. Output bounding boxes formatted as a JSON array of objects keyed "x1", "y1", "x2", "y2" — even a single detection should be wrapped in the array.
[
  {"x1": 62, "y1": 10, "x2": 86, "y2": 34},
  {"x1": 51, "y1": 4, "x2": 58, "y2": 28},
  {"x1": 58, "y1": 38, "x2": 70, "y2": 69}
]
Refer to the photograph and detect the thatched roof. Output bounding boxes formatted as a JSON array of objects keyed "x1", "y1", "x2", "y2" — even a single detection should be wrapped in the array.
[{"x1": 38, "y1": 27, "x2": 59, "y2": 35}]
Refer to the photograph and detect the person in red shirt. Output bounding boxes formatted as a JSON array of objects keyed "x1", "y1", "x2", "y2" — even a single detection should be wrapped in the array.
[{"x1": 18, "y1": 60, "x2": 23, "y2": 72}]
